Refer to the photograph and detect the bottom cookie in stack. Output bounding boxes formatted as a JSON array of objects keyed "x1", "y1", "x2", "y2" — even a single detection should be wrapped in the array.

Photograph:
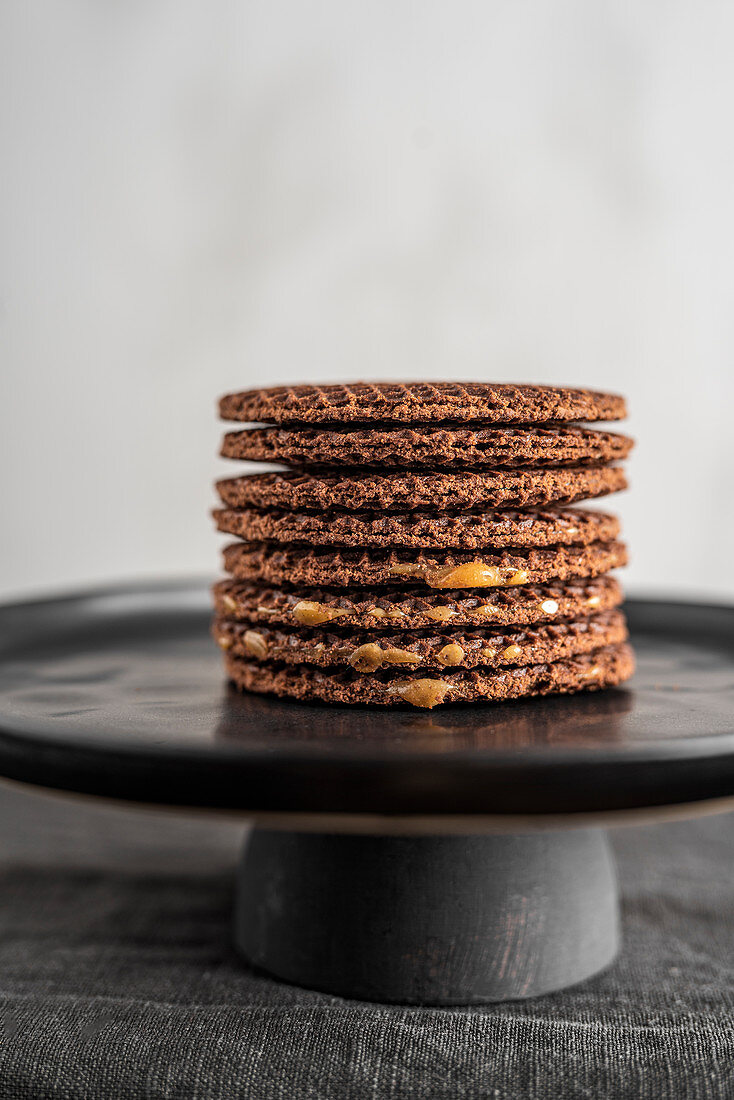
[
  {"x1": 213, "y1": 578, "x2": 634, "y2": 708},
  {"x1": 222, "y1": 644, "x2": 634, "y2": 708}
]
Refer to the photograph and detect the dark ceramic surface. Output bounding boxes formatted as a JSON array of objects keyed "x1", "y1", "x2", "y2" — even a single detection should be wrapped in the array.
[{"x1": 0, "y1": 581, "x2": 732, "y2": 816}]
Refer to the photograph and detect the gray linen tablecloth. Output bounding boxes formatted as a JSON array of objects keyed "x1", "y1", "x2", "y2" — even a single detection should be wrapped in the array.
[{"x1": 0, "y1": 783, "x2": 732, "y2": 1100}]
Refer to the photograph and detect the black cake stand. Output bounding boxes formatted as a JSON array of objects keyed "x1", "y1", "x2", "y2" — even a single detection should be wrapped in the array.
[{"x1": 0, "y1": 580, "x2": 733, "y2": 1004}]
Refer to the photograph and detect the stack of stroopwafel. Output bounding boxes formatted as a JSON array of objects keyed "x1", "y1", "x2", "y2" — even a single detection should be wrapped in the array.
[{"x1": 212, "y1": 383, "x2": 634, "y2": 708}]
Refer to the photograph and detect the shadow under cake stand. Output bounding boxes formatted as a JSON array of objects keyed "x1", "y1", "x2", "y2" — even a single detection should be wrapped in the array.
[{"x1": 0, "y1": 581, "x2": 732, "y2": 1004}]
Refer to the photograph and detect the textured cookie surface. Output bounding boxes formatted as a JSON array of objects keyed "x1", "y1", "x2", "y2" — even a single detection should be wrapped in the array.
[
  {"x1": 225, "y1": 642, "x2": 635, "y2": 707},
  {"x1": 222, "y1": 540, "x2": 627, "y2": 589},
  {"x1": 219, "y1": 383, "x2": 627, "y2": 426},
  {"x1": 216, "y1": 467, "x2": 627, "y2": 513},
  {"x1": 212, "y1": 575, "x2": 623, "y2": 629},
  {"x1": 214, "y1": 505, "x2": 619, "y2": 550},
  {"x1": 222, "y1": 424, "x2": 634, "y2": 469},
  {"x1": 213, "y1": 609, "x2": 628, "y2": 672}
]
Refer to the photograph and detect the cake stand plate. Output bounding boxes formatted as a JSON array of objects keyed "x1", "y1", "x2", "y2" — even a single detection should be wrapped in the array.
[{"x1": 0, "y1": 581, "x2": 732, "y2": 1003}]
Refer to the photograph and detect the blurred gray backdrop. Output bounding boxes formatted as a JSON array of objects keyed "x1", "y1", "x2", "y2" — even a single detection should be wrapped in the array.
[{"x1": 2, "y1": 1, "x2": 732, "y2": 600}]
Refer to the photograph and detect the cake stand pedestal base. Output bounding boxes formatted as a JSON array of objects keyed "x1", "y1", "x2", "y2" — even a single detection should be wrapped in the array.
[{"x1": 234, "y1": 827, "x2": 619, "y2": 1005}]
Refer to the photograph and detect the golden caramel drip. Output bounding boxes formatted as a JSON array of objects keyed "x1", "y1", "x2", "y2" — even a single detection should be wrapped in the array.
[
  {"x1": 423, "y1": 606, "x2": 456, "y2": 623},
  {"x1": 349, "y1": 643, "x2": 421, "y2": 673},
  {"x1": 387, "y1": 678, "x2": 452, "y2": 709},
  {"x1": 243, "y1": 630, "x2": 268, "y2": 659},
  {"x1": 475, "y1": 604, "x2": 501, "y2": 618},
  {"x1": 390, "y1": 561, "x2": 531, "y2": 589},
  {"x1": 387, "y1": 563, "x2": 425, "y2": 577},
  {"x1": 437, "y1": 643, "x2": 465, "y2": 666},
  {"x1": 426, "y1": 562, "x2": 502, "y2": 588},
  {"x1": 292, "y1": 600, "x2": 349, "y2": 626}
]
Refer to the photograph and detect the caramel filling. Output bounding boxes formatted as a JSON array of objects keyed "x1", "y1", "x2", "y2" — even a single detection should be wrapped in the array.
[
  {"x1": 502, "y1": 644, "x2": 523, "y2": 661},
  {"x1": 243, "y1": 629, "x2": 268, "y2": 659},
  {"x1": 292, "y1": 600, "x2": 349, "y2": 626},
  {"x1": 387, "y1": 678, "x2": 452, "y2": 709},
  {"x1": 349, "y1": 643, "x2": 421, "y2": 673},
  {"x1": 425, "y1": 562, "x2": 502, "y2": 588},
  {"x1": 423, "y1": 606, "x2": 456, "y2": 623},
  {"x1": 387, "y1": 563, "x2": 425, "y2": 578},
  {"x1": 475, "y1": 604, "x2": 501, "y2": 618},
  {"x1": 388, "y1": 561, "x2": 530, "y2": 589},
  {"x1": 437, "y1": 643, "x2": 465, "y2": 666}
]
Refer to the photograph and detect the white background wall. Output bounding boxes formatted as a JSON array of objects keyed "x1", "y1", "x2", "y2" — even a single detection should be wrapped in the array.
[{"x1": 2, "y1": 0, "x2": 733, "y2": 602}]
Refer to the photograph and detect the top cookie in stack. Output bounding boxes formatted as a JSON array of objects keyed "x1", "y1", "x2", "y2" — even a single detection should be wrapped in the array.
[{"x1": 212, "y1": 383, "x2": 634, "y2": 709}]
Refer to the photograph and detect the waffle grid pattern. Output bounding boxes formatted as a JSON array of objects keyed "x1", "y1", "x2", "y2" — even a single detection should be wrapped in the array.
[
  {"x1": 215, "y1": 466, "x2": 628, "y2": 511},
  {"x1": 221, "y1": 422, "x2": 634, "y2": 467},
  {"x1": 219, "y1": 382, "x2": 627, "y2": 425},
  {"x1": 212, "y1": 609, "x2": 628, "y2": 671}
]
